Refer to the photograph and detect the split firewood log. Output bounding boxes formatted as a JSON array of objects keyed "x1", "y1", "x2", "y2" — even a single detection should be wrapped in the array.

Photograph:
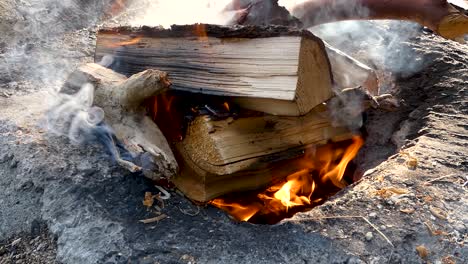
[
  {"x1": 224, "y1": 1, "x2": 380, "y2": 95},
  {"x1": 60, "y1": 63, "x2": 178, "y2": 180},
  {"x1": 95, "y1": 24, "x2": 379, "y2": 119},
  {"x1": 171, "y1": 104, "x2": 353, "y2": 202},
  {"x1": 95, "y1": 24, "x2": 336, "y2": 116}
]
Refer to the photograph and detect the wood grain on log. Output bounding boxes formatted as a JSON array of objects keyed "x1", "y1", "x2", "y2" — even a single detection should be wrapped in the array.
[
  {"x1": 95, "y1": 24, "x2": 334, "y2": 116},
  {"x1": 223, "y1": 2, "x2": 381, "y2": 95},
  {"x1": 171, "y1": 106, "x2": 351, "y2": 202}
]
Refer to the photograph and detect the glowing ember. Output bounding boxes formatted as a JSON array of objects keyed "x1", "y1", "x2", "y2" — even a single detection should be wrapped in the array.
[
  {"x1": 223, "y1": 102, "x2": 230, "y2": 112},
  {"x1": 149, "y1": 93, "x2": 184, "y2": 142},
  {"x1": 211, "y1": 136, "x2": 364, "y2": 223}
]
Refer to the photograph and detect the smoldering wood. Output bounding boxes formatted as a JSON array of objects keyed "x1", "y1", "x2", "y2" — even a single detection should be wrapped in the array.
[
  {"x1": 62, "y1": 63, "x2": 178, "y2": 180},
  {"x1": 95, "y1": 24, "x2": 335, "y2": 116},
  {"x1": 171, "y1": 86, "x2": 395, "y2": 202},
  {"x1": 171, "y1": 107, "x2": 352, "y2": 202}
]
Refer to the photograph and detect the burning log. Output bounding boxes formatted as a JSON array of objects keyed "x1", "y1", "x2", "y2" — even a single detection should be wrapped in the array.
[
  {"x1": 165, "y1": 86, "x2": 394, "y2": 202},
  {"x1": 62, "y1": 63, "x2": 178, "y2": 180},
  {"x1": 171, "y1": 106, "x2": 352, "y2": 202},
  {"x1": 95, "y1": 24, "x2": 379, "y2": 116}
]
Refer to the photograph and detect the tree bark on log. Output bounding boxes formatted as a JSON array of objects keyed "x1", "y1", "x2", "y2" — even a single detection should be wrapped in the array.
[{"x1": 62, "y1": 63, "x2": 178, "y2": 180}]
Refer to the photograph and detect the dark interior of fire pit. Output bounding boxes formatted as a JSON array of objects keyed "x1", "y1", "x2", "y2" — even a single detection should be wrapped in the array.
[
  {"x1": 145, "y1": 91, "x2": 364, "y2": 225},
  {"x1": 212, "y1": 139, "x2": 359, "y2": 225}
]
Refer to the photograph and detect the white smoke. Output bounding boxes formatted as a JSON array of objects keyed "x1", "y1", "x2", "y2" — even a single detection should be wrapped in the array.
[
  {"x1": 129, "y1": 0, "x2": 308, "y2": 27},
  {"x1": 130, "y1": 0, "x2": 233, "y2": 27},
  {"x1": 0, "y1": 0, "x2": 119, "y2": 145},
  {"x1": 310, "y1": 20, "x2": 425, "y2": 93},
  {"x1": 2, "y1": 0, "x2": 430, "y2": 144},
  {"x1": 47, "y1": 83, "x2": 105, "y2": 144}
]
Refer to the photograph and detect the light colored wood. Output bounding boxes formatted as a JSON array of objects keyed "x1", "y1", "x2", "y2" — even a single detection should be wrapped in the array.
[
  {"x1": 95, "y1": 27, "x2": 335, "y2": 116},
  {"x1": 62, "y1": 63, "x2": 178, "y2": 180},
  {"x1": 324, "y1": 42, "x2": 380, "y2": 95},
  {"x1": 171, "y1": 106, "x2": 352, "y2": 202}
]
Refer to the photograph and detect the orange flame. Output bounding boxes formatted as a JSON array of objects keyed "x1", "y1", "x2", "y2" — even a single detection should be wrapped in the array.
[
  {"x1": 149, "y1": 92, "x2": 184, "y2": 142},
  {"x1": 211, "y1": 136, "x2": 364, "y2": 222},
  {"x1": 273, "y1": 170, "x2": 315, "y2": 209},
  {"x1": 223, "y1": 102, "x2": 230, "y2": 112},
  {"x1": 107, "y1": 36, "x2": 142, "y2": 48},
  {"x1": 211, "y1": 200, "x2": 261, "y2": 222},
  {"x1": 194, "y1": 24, "x2": 209, "y2": 41},
  {"x1": 322, "y1": 136, "x2": 364, "y2": 188}
]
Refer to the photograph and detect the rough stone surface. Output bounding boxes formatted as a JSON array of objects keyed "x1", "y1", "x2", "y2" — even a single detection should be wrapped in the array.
[{"x1": 0, "y1": 1, "x2": 467, "y2": 264}]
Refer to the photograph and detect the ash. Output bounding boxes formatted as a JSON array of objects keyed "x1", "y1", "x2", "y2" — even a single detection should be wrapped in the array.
[{"x1": 0, "y1": 1, "x2": 467, "y2": 264}]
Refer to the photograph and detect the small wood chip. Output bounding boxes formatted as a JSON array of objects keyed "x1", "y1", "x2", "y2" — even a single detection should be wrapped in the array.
[
  {"x1": 425, "y1": 221, "x2": 449, "y2": 236},
  {"x1": 429, "y1": 206, "x2": 448, "y2": 220},
  {"x1": 423, "y1": 196, "x2": 433, "y2": 203},
  {"x1": 375, "y1": 187, "x2": 409, "y2": 198},
  {"x1": 407, "y1": 158, "x2": 418, "y2": 170},
  {"x1": 441, "y1": 256, "x2": 456, "y2": 264},
  {"x1": 10, "y1": 238, "x2": 22, "y2": 247},
  {"x1": 400, "y1": 208, "x2": 415, "y2": 214},
  {"x1": 139, "y1": 214, "x2": 168, "y2": 224},
  {"x1": 416, "y1": 245, "x2": 429, "y2": 259},
  {"x1": 143, "y1": 192, "x2": 155, "y2": 208},
  {"x1": 387, "y1": 187, "x2": 409, "y2": 195}
]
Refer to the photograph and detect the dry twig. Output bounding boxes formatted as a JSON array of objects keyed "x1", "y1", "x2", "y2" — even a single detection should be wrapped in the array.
[
  {"x1": 139, "y1": 214, "x2": 168, "y2": 224},
  {"x1": 424, "y1": 174, "x2": 459, "y2": 185}
]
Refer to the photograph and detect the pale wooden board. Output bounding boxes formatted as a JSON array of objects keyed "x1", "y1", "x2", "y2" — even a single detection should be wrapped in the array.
[
  {"x1": 179, "y1": 107, "x2": 350, "y2": 175},
  {"x1": 96, "y1": 36, "x2": 302, "y2": 101}
]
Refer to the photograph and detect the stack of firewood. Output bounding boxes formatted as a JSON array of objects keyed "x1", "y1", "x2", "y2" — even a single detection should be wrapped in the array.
[
  {"x1": 60, "y1": 0, "x2": 467, "y2": 202},
  {"x1": 88, "y1": 24, "x2": 381, "y2": 202}
]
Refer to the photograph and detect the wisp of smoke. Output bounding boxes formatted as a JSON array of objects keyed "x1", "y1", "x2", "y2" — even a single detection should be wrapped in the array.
[
  {"x1": 46, "y1": 83, "x2": 105, "y2": 144},
  {"x1": 46, "y1": 82, "x2": 134, "y2": 163},
  {"x1": 0, "y1": 0, "x2": 137, "y2": 162},
  {"x1": 4, "y1": 0, "x2": 432, "y2": 159},
  {"x1": 130, "y1": 0, "x2": 234, "y2": 27}
]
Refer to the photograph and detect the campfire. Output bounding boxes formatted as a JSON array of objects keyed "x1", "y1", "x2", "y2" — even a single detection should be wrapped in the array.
[
  {"x1": 146, "y1": 88, "x2": 365, "y2": 223},
  {"x1": 63, "y1": 22, "x2": 380, "y2": 223},
  {"x1": 211, "y1": 136, "x2": 364, "y2": 224},
  {"x1": 54, "y1": 0, "x2": 467, "y2": 223}
]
